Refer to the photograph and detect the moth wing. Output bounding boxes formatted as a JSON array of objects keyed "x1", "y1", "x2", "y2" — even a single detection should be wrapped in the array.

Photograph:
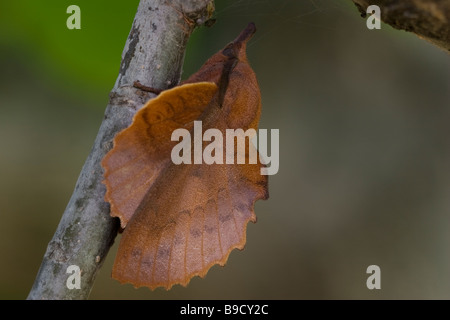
[
  {"x1": 102, "y1": 82, "x2": 217, "y2": 227},
  {"x1": 111, "y1": 148, "x2": 268, "y2": 289}
]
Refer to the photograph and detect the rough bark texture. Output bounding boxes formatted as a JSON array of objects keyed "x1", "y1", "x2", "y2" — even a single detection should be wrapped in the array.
[
  {"x1": 352, "y1": 0, "x2": 450, "y2": 51},
  {"x1": 27, "y1": 0, "x2": 214, "y2": 300}
]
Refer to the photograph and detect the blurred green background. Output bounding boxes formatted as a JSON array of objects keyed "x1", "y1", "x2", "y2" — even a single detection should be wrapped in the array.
[{"x1": 1, "y1": 0, "x2": 450, "y2": 299}]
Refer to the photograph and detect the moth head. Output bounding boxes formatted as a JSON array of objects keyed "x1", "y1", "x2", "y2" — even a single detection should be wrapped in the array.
[{"x1": 221, "y1": 22, "x2": 256, "y2": 62}]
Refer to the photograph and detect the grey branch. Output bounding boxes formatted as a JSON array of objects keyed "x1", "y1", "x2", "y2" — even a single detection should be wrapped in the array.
[
  {"x1": 27, "y1": 0, "x2": 214, "y2": 300},
  {"x1": 351, "y1": 0, "x2": 450, "y2": 51}
]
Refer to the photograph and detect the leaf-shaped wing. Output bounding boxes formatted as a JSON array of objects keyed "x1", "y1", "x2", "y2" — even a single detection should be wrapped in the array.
[
  {"x1": 111, "y1": 150, "x2": 268, "y2": 289},
  {"x1": 104, "y1": 23, "x2": 267, "y2": 290},
  {"x1": 102, "y1": 83, "x2": 218, "y2": 228}
]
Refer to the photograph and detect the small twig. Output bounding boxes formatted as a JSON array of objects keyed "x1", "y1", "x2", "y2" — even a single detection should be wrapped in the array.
[{"x1": 133, "y1": 80, "x2": 164, "y2": 95}]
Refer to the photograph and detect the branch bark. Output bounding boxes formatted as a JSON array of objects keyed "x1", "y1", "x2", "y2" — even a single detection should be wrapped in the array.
[
  {"x1": 27, "y1": 0, "x2": 214, "y2": 300},
  {"x1": 351, "y1": 0, "x2": 450, "y2": 51}
]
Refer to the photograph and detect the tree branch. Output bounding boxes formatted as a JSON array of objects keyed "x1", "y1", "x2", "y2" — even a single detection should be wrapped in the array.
[
  {"x1": 27, "y1": 0, "x2": 214, "y2": 300},
  {"x1": 351, "y1": 0, "x2": 450, "y2": 51}
]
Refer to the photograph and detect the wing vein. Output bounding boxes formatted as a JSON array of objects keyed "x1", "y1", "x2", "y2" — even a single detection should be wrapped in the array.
[
  {"x1": 104, "y1": 151, "x2": 147, "y2": 174},
  {"x1": 201, "y1": 206, "x2": 205, "y2": 270},
  {"x1": 113, "y1": 173, "x2": 157, "y2": 208},
  {"x1": 151, "y1": 225, "x2": 164, "y2": 284},
  {"x1": 215, "y1": 195, "x2": 223, "y2": 257},
  {"x1": 225, "y1": 168, "x2": 240, "y2": 242},
  {"x1": 184, "y1": 209, "x2": 192, "y2": 283},
  {"x1": 106, "y1": 165, "x2": 157, "y2": 191},
  {"x1": 167, "y1": 224, "x2": 176, "y2": 286}
]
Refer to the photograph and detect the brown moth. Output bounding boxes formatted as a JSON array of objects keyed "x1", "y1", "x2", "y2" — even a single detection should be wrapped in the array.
[{"x1": 101, "y1": 22, "x2": 268, "y2": 289}]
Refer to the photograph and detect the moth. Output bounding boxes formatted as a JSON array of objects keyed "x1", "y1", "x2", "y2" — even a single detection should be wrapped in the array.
[{"x1": 101, "y1": 22, "x2": 268, "y2": 289}]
